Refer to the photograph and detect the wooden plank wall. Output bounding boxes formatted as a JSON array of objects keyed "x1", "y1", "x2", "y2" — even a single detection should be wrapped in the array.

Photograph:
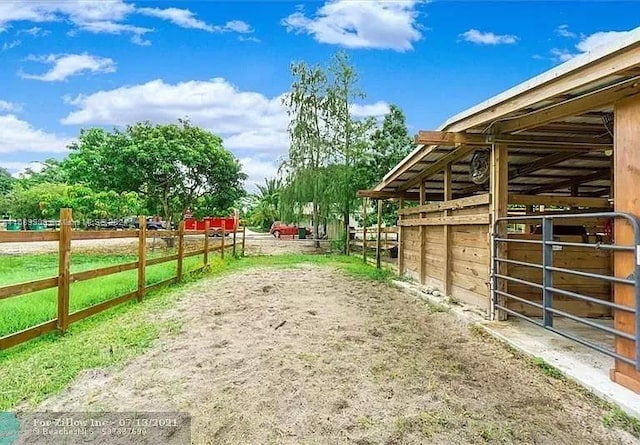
[{"x1": 399, "y1": 196, "x2": 491, "y2": 310}]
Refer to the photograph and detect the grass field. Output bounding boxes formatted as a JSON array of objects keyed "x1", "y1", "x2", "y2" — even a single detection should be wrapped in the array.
[{"x1": 0, "y1": 251, "x2": 206, "y2": 338}]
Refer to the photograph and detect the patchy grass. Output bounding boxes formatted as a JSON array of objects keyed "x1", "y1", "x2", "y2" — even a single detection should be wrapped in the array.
[
  {"x1": 602, "y1": 407, "x2": 640, "y2": 437},
  {"x1": 532, "y1": 357, "x2": 564, "y2": 380},
  {"x1": 0, "y1": 254, "x2": 388, "y2": 411}
]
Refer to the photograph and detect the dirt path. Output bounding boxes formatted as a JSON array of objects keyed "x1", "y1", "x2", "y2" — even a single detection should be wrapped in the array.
[{"x1": 21, "y1": 266, "x2": 638, "y2": 444}]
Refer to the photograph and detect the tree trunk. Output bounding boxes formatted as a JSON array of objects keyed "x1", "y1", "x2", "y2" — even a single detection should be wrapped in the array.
[
  {"x1": 343, "y1": 206, "x2": 350, "y2": 255},
  {"x1": 313, "y1": 202, "x2": 320, "y2": 249}
]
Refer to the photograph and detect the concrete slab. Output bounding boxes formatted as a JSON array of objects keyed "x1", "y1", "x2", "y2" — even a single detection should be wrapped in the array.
[{"x1": 392, "y1": 279, "x2": 640, "y2": 419}]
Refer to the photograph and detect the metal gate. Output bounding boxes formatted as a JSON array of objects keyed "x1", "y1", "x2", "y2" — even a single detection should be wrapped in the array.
[{"x1": 490, "y1": 212, "x2": 640, "y2": 371}]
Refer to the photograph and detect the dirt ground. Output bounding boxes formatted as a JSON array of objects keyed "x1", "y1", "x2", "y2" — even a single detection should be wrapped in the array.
[{"x1": 20, "y1": 265, "x2": 638, "y2": 445}]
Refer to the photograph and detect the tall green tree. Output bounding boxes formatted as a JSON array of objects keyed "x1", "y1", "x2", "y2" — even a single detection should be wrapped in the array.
[
  {"x1": 248, "y1": 178, "x2": 282, "y2": 229},
  {"x1": 282, "y1": 60, "x2": 333, "y2": 246},
  {"x1": 63, "y1": 120, "x2": 246, "y2": 223},
  {"x1": 16, "y1": 159, "x2": 68, "y2": 188},
  {"x1": 0, "y1": 167, "x2": 15, "y2": 217}
]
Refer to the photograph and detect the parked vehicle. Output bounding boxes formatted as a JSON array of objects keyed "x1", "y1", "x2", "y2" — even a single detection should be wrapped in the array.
[
  {"x1": 269, "y1": 221, "x2": 307, "y2": 238},
  {"x1": 184, "y1": 215, "x2": 239, "y2": 237}
]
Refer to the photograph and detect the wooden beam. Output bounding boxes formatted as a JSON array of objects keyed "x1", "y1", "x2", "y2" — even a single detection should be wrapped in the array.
[
  {"x1": 508, "y1": 194, "x2": 611, "y2": 208},
  {"x1": 400, "y1": 145, "x2": 477, "y2": 191},
  {"x1": 376, "y1": 199, "x2": 383, "y2": 269},
  {"x1": 459, "y1": 151, "x2": 581, "y2": 195},
  {"x1": 362, "y1": 198, "x2": 367, "y2": 263},
  {"x1": 526, "y1": 169, "x2": 610, "y2": 195},
  {"x1": 398, "y1": 199, "x2": 405, "y2": 277},
  {"x1": 419, "y1": 181, "x2": 426, "y2": 284},
  {"x1": 373, "y1": 144, "x2": 440, "y2": 193},
  {"x1": 399, "y1": 214, "x2": 490, "y2": 226},
  {"x1": 416, "y1": 130, "x2": 612, "y2": 149},
  {"x1": 443, "y1": 164, "x2": 452, "y2": 296},
  {"x1": 491, "y1": 144, "x2": 508, "y2": 321},
  {"x1": 399, "y1": 194, "x2": 490, "y2": 216},
  {"x1": 357, "y1": 190, "x2": 420, "y2": 200},
  {"x1": 611, "y1": 94, "x2": 640, "y2": 393},
  {"x1": 498, "y1": 78, "x2": 640, "y2": 133}
]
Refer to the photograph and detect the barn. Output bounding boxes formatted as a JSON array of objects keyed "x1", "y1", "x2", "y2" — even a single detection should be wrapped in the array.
[{"x1": 358, "y1": 29, "x2": 640, "y2": 394}]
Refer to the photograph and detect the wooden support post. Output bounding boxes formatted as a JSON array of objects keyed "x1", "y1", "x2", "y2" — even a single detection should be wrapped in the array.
[
  {"x1": 176, "y1": 221, "x2": 184, "y2": 281},
  {"x1": 376, "y1": 199, "x2": 383, "y2": 269},
  {"x1": 241, "y1": 224, "x2": 246, "y2": 256},
  {"x1": 137, "y1": 215, "x2": 146, "y2": 302},
  {"x1": 203, "y1": 220, "x2": 210, "y2": 266},
  {"x1": 491, "y1": 143, "x2": 509, "y2": 320},
  {"x1": 419, "y1": 182, "x2": 427, "y2": 284},
  {"x1": 443, "y1": 164, "x2": 452, "y2": 296},
  {"x1": 363, "y1": 198, "x2": 368, "y2": 263},
  {"x1": 232, "y1": 223, "x2": 237, "y2": 257},
  {"x1": 57, "y1": 208, "x2": 72, "y2": 333},
  {"x1": 611, "y1": 95, "x2": 640, "y2": 393},
  {"x1": 221, "y1": 223, "x2": 226, "y2": 260},
  {"x1": 398, "y1": 198, "x2": 405, "y2": 276}
]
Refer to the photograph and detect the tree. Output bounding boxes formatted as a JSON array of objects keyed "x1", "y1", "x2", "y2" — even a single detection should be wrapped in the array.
[
  {"x1": 282, "y1": 52, "x2": 373, "y2": 250},
  {"x1": 63, "y1": 120, "x2": 246, "y2": 223},
  {"x1": 360, "y1": 105, "x2": 414, "y2": 226},
  {"x1": 16, "y1": 158, "x2": 68, "y2": 188},
  {"x1": 0, "y1": 167, "x2": 15, "y2": 217},
  {"x1": 248, "y1": 178, "x2": 282, "y2": 229}
]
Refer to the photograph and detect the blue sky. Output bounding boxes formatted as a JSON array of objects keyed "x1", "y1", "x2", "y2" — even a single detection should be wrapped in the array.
[{"x1": 0, "y1": 1, "x2": 638, "y2": 191}]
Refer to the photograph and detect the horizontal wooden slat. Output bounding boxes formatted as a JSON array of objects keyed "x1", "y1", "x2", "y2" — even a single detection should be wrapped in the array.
[
  {"x1": 147, "y1": 230, "x2": 178, "y2": 237},
  {"x1": 68, "y1": 291, "x2": 138, "y2": 324},
  {"x1": 399, "y1": 194, "x2": 490, "y2": 216},
  {"x1": 71, "y1": 230, "x2": 139, "y2": 240},
  {"x1": 183, "y1": 249, "x2": 206, "y2": 258},
  {"x1": 145, "y1": 277, "x2": 177, "y2": 294},
  {"x1": 0, "y1": 277, "x2": 58, "y2": 300},
  {"x1": 70, "y1": 261, "x2": 139, "y2": 283},
  {"x1": 184, "y1": 230, "x2": 207, "y2": 235},
  {"x1": 0, "y1": 231, "x2": 59, "y2": 243},
  {"x1": 399, "y1": 214, "x2": 490, "y2": 227},
  {"x1": 146, "y1": 254, "x2": 179, "y2": 266},
  {"x1": 0, "y1": 320, "x2": 57, "y2": 350},
  {"x1": 508, "y1": 194, "x2": 612, "y2": 208}
]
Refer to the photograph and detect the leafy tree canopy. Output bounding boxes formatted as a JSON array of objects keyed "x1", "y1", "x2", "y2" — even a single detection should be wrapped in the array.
[{"x1": 63, "y1": 119, "x2": 247, "y2": 222}]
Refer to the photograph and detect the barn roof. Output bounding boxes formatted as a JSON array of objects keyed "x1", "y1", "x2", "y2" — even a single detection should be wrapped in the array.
[{"x1": 361, "y1": 26, "x2": 640, "y2": 200}]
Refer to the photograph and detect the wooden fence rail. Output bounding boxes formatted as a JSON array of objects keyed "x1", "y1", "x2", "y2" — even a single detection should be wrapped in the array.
[{"x1": 0, "y1": 209, "x2": 244, "y2": 350}]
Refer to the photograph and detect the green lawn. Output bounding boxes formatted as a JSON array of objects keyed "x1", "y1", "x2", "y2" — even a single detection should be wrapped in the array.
[{"x1": 0, "y1": 251, "x2": 206, "y2": 337}]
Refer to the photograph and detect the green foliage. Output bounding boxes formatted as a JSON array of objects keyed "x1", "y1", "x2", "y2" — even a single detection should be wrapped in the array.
[
  {"x1": 602, "y1": 407, "x2": 640, "y2": 437},
  {"x1": 16, "y1": 159, "x2": 68, "y2": 189},
  {"x1": 64, "y1": 119, "x2": 246, "y2": 222},
  {"x1": 247, "y1": 178, "x2": 282, "y2": 229},
  {"x1": 0, "y1": 167, "x2": 15, "y2": 217},
  {"x1": 6, "y1": 183, "x2": 142, "y2": 220}
]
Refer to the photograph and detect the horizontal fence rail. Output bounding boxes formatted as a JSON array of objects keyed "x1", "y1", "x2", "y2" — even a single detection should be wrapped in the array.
[
  {"x1": 491, "y1": 211, "x2": 640, "y2": 371},
  {"x1": 0, "y1": 210, "x2": 245, "y2": 351}
]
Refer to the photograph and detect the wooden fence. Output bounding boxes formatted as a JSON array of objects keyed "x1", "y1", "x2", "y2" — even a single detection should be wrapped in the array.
[{"x1": 0, "y1": 208, "x2": 245, "y2": 351}]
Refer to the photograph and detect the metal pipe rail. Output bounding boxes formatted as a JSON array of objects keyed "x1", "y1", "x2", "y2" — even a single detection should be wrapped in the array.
[{"x1": 491, "y1": 211, "x2": 640, "y2": 371}]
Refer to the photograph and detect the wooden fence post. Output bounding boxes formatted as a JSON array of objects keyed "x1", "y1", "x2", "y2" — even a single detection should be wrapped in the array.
[
  {"x1": 204, "y1": 220, "x2": 210, "y2": 266},
  {"x1": 376, "y1": 199, "x2": 383, "y2": 269},
  {"x1": 57, "y1": 208, "x2": 72, "y2": 333},
  {"x1": 362, "y1": 198, "x2": 368, "y2": 263},
  {"x1": 232, "y1": 223, "x2": 237, "y2": 257},
  {"x1": 137, "y1": 215, "x2": 146, "y2": 302},
  {"x1": 241, "y1": 223, "x2": 246, "y2": 256},
  {"x1": 221, "y1": 223, "x2": 226, "y2": 260},
  {"x1": 177, "y1": 221, "x2": 184, "y2": 281}
]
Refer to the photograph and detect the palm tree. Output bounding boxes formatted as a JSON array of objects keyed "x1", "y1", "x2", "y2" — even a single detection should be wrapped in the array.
[{"x1": 249, "y1": 178, "x2": 282, "y2": 229}]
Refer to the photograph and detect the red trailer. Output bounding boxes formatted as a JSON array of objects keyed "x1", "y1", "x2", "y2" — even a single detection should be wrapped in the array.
[{"x1": 184, "y1": 213, "x2": 239, "y2": 236}]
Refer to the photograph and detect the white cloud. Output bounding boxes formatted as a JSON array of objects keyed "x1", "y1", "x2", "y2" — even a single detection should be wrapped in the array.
[
  {"x1": 221, "y1": 20, "x2": 252, "y2": 34},
  {"x1": 282, "y1": 0, "x2": 422, "y2": 51},
  {"x1": 549, "y1": 48, "x2": 576, "y2": 62},
  {"x1": 0, "y1": 100, "x2": 22, "y2": 112},
  {"x1": 460, "y1": 29, "x2": 518, "y2": 45},
  {"x1": 61, "y1": 77, "x2": 391, "y2": 190},
  {"x1": 555, "y1": 24, "x2": 576, "y2": 38},
  {"x1": 575, "y1": 30, "x2": 631, "y2": 53},
  {"x1": 20, "y1": 53, "x2": 116, "y2": 82},
  {"x1": 239, "y1": 157, "x2": 279, "y2": 191},
  {"x1": 350, "y1": 101, "x2": 390, "y2": 118},
  {"x1": 0, "y1": 2, "x2": 252, "y2": 45},
  {"x1": 0, "y1": 114, "x2": 71, "y2": 154},
  {"x1": 137, "y1": 7, "x2": 214, "y2": 32},
  {"x1": 17, "y1": 26, "x2": 50, "y2": 37},
  {"x1": 1, "y1": 39, "x2": 21, "y2": 51},
  {"x1": 548, "y1": 29, "x2": 632, "y2": 63}
]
